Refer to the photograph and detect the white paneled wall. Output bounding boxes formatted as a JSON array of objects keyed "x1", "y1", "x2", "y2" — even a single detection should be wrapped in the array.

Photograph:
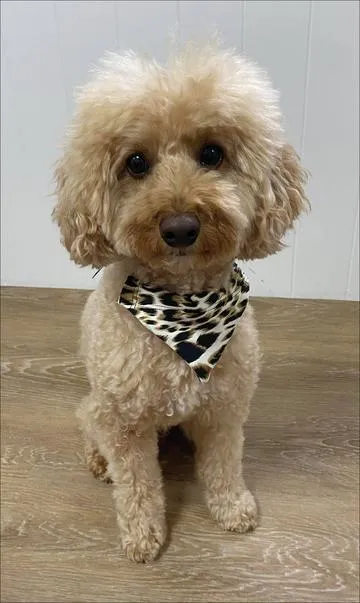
[{"x1": 1, "y1": 0, "x2": 359, "y2": 299}]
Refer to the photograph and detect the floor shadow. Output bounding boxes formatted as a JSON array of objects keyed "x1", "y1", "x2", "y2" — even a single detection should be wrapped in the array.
[{"x1": 158, "y1": 426, "x2": 196, "y2": 554}]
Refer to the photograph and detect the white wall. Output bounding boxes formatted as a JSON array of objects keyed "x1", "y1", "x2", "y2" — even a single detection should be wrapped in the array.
[{"x1": 1, "y1": 0, "x2": 358, "y2": 300}]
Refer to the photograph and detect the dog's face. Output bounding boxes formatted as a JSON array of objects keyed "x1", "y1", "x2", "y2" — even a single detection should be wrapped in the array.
[{"x1": 54, "y1": 48, "x2": 308, "y2": 273}]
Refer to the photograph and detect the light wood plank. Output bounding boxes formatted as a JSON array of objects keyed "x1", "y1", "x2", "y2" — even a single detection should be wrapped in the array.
[{"x1": 1, "y1": 288, "x2": 359, "y2": 602}]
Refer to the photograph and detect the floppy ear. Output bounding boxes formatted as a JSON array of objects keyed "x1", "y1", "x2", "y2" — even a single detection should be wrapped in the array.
[
  {"x1": 240, "y1": 143, "x2": 309, "y2": 259},
  {"x1": 53, "y1": 135, "x2": 116, "y2": 268}
]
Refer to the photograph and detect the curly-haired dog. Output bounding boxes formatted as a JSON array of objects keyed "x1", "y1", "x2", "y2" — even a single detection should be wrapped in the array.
[{"x1": 53, "y1": 46, "x2": 308, "y2": 562}]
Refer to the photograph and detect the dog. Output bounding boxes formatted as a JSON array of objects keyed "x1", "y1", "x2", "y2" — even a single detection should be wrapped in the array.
[{"x1": 53, "y1": 46, "x2": 308, "y2": 563}]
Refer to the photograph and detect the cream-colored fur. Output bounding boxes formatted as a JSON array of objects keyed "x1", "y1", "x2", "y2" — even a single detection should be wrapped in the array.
[{"x1": 53, "y1": 46, "x2": 308, "y2": 562}]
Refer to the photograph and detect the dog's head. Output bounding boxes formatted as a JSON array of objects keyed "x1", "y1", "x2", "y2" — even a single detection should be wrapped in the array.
[{"x1": 54, "y1": 47, "x2": 308, "y2": 273}]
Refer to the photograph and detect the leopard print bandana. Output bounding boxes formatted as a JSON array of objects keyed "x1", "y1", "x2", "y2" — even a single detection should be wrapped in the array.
[{"x1": 118, "y1": 260, "x2": 249, "y2": 382}]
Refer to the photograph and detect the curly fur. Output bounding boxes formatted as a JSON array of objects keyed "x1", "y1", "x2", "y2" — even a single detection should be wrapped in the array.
[{"x1": 53, "y1": 46, "x2": 308, "y2": 562}]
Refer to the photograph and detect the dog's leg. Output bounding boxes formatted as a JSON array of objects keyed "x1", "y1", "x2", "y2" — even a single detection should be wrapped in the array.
[
  {"x1": 184, "y1": 409, "x2": 258, "y2": 533},
  {"x1": 77, "y1": 395, "x2": 165, "y2": 561},
  {"x1": 96, "y1": 425, "x2": 166, "y2": 563}
]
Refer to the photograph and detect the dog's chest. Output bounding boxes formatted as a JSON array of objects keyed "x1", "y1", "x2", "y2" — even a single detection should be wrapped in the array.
[{"x1": 156, "y1": 388, "x2": 203, "y2": 424}]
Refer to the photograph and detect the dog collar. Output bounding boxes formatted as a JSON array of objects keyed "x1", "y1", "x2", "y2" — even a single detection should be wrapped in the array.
[{"x1": 117, "y1": 260, "x2": 249, "y2": 382}]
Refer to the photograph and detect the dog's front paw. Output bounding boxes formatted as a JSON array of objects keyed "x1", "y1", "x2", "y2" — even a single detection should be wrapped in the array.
[
  {"x1": 207, "y1": 488, "x2": 258, "y2": 533},
  {"x1": 121, "y1": 519, "x2": 166, "y2": 563}
]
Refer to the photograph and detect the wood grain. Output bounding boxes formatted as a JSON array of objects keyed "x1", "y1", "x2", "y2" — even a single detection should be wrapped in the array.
[{"x1": 1, "y1": 288, "x2": 359, "y2": 603}]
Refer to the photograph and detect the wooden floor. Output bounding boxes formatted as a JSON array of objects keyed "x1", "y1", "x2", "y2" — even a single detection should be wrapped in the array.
[{"x1": 1, "y1": 288, "x2": 359, "y2": 603}]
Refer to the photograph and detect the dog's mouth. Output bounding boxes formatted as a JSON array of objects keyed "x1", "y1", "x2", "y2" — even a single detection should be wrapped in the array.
[{"x1": 170, "y1": 248, "x2": 191, "y2": 257}]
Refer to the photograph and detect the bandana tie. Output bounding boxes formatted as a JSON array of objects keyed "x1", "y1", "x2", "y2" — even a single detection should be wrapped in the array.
[{"x1": 118, "y1": 260, "x2": 249, "y2": 382}]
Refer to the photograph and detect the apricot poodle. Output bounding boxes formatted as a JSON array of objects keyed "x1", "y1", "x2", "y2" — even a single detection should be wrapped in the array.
[{"x1": 53, "y1": 46, "x2": 308, "y2": 562}]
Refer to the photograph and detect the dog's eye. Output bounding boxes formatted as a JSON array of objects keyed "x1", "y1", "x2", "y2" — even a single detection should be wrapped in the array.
[
  {"x1": 199, "y1": 144, "x2": 223, "y2": 168},
  {"x1": 126, "y1": 152, "x2": 150, "y2": 178}
]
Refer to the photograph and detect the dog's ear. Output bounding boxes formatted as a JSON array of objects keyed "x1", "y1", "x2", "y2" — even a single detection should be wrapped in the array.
[
  {"x1": 53, "y1": 136, "x2": 116, "y2": 268},
  {"x1": 240, "y1": 143, "x2": 309, "y2": 259}
]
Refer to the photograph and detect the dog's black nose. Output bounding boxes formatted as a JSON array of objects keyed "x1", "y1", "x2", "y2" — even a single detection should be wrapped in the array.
[{"x1": 160, "y1": 214, "x2": 200, "y2": 248}]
